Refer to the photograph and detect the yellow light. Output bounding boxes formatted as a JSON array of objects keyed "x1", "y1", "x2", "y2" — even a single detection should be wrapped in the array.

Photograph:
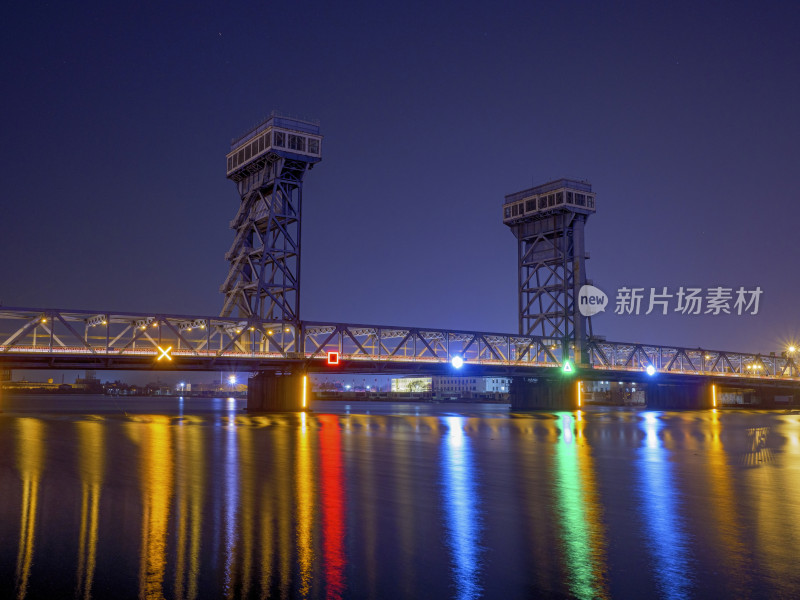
[
  {"x1": 40, "y1": 318, "x2": 47, "y2": 323},
  {"x1": 249, "y1": 326, "x2": 255, "y2": 331},
  {"x1": 200, "y1": 325, "x2": 205, "y2": 330},
  {"x1": 302, "y1": 375, "x2": 307, "y2": 408},
  {"x1": 576, "y1": 380, "x2": 582, "y2": 408},
  {"x1": 152, "y1": 322, "x2": 158, "y2": 328},
  {"x1": 285, "y1": 328, "x2": 290, "y2": 332},
  {"x1": 712, "y1": 383, "x2": 716, "y2": 407},
  {"x1": 267, "y1": 330, "x2": 273, "y2": 336},
  {"x1": 790, "y1": 346, "x2": 797, "y2": 353},
  {"x1": 235, "y1": 329, "x2": 241, "y2": 334},
  {"x1": 102, "y1": 320, "x2": 107, "y2": 325},
  {"x1": 157, "y1": 346, "x2": 172, "y2": 361}
]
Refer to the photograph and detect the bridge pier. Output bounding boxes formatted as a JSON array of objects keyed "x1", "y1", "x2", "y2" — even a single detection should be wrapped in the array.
[
  {"x1": 509, "y1": 377, "x2": 579, "y2": 410},
  {"x1": 247, "y1": 371, "x2": 307, "y2": 412},
  {"x1": 645, "y1": 381, "x2": 713, "y2": 409}
]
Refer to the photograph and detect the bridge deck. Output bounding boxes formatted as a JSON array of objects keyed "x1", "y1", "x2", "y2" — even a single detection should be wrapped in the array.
[{"x1": 1, "y1": 307, "x2": 798, "y2": 383}]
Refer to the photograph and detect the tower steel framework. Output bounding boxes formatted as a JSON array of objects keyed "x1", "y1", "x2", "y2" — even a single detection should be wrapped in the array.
[
  {"x1": 503, "y1": 179, "x2": 595, "y2": 363},
  {"x1": 220, "y1": 113, "x2": 322, "y2": 322}
]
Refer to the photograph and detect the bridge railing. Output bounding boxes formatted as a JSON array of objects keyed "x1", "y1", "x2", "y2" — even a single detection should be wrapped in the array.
[
  {"x1": 588, "y1": 339, "x2": 800, "y2": 380},
  {"x1": 1, "y1": 307, "x2": 799, "y2": 381},
  {"x1": 0, "y1": 307, "x2": 299, "y2": 360},
  {"x1": 301, "y1": 321, "x2": 563, "y2": 368}
]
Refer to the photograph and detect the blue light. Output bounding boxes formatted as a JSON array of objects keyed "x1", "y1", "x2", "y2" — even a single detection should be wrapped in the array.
[
  {"x1": 451, "y1": 356, "x2": 464, "y2": 369},
  {"x1": 646, "y1": 365, "x2": 656, "y2": 376}
]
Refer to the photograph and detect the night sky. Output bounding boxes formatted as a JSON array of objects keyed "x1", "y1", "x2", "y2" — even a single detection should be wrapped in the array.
[{"x1": 2, "y1": 0, "x2": 800, "y2": 375}]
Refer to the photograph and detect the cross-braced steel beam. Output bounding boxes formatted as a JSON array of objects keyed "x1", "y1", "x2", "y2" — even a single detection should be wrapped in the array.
[
  {"x1": 503, "y1": 179, "x2": 595, "y2": 364},
  {"x1": 220, "y1": 114, "x2": 322, "y2": 325}
]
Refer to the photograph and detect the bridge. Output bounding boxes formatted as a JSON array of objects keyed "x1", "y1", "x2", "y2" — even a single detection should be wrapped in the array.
[
  {"x1": 2, "y1": 112, "x2": 797, "y2": 410},
  {"x1": 2, "y1": 305, "x2": 799, "y2": 409}
]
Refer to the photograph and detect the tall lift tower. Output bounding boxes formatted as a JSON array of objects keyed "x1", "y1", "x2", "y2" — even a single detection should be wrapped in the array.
[
  {"x1": 503, "y1": 179, "x2": 595, "y2": 364},
  {"x1": 221, "y1": 113, "x2": 322, "y2": 322}
]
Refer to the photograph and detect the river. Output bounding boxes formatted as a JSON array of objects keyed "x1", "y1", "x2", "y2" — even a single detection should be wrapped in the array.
[{"x1": 1, "y1": 394, "x2": 799, "y2": 599}]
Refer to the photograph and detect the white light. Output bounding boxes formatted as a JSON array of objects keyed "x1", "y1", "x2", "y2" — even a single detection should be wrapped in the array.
[
  {"x1": 451, "y1": 356, "x2": 464, "y2": 369},
  {"x1": 646, "y1": 365, "x2": 656, "y2": 376},
  {"x1": 228, "y1": 375, "x2": 236, "y2": 385}
]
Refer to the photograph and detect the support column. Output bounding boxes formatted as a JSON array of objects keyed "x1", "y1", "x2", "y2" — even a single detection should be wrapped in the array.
[
  {"x1": 247, "y1": 371, "x2": 308, "y2": 412},
  {"x1": 645, "y1": 381, "x2": 713, "y2": 409},
  {"x1": 509, "y1": 376, "x2": 580, "y2": 410}
]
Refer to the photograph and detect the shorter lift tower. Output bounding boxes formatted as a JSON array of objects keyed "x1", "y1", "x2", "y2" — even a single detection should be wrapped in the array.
[
  {"x1": 222, "y1": 113, "x2": 322, "y2": 411},
  {"x1": 503, "y1": 179, "x2": 595, "y2": 364},
  {"x1": 221, "y1": 113, "x2": 322, "y2": 322}
]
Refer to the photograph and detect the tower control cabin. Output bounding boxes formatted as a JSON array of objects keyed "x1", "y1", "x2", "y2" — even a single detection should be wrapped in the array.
[
  {"x1": 221, "y1": 113, "x2": 322, "y2": 322},
  {"x1": 503, "y1": 179, "x2": 596, "y2": 364}
]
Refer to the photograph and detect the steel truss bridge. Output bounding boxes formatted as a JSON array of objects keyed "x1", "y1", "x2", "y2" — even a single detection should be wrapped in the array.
[{"x1": 1, "y1": 307, "x2": 799, "y2": 385}]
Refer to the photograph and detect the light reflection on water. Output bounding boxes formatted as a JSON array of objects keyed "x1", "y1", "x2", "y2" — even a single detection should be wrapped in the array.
[
  {"x1": 440, "y1": 416, "x2": 482, "y2": 599},
  {"x1": 636, "y1": 412, "x2": 693, "y2": 599},
  {"x1": 4, "y1": 399, "x2": 800, "y2": 597},
  {"x1": 553, "y1": 412, "x2": 607, "y2": 599}
]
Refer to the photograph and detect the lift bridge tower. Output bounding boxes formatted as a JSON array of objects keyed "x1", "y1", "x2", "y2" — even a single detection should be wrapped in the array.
[
  {"x1": 503, "y1": 179, "x2": 596, "y2": 364},
  {"x1": 221, "y1": 113, "x2": 322, "y2": 322}
]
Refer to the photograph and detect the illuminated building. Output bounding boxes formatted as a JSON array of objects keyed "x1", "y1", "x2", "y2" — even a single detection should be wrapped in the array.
[{"x1": 390, "y1": 376, "x2": 510, "y2": 394}]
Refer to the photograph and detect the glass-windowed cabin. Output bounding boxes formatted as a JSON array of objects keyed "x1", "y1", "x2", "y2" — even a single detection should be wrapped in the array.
[
  {"x1": 226, "y1": 114, "x2": 322, "y2": 178},
  {"x1": 503, "y1": 178, "x2": 595, "y2": 224}
]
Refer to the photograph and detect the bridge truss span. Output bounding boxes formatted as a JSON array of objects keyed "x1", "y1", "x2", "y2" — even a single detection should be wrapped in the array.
[
  {"x1": 0, "y1": 307, "x2": 301, "y2": 369},
  {"x1": 301, "y1": 321, "x2": 563, "y2": 369},
  {"x1": 588, "y1": 339, "x2": 800, "y2": 380},
  {"x1": 1, "y1": 307, "x2": 799, "y2": 383}
]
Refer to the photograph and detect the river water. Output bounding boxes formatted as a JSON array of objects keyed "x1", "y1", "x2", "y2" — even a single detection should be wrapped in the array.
[{"x1": 1, "y1": 394, "x2": 799, "y2": 599}]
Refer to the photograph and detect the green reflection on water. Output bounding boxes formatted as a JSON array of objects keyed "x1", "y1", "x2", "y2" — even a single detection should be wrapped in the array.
[{"x1": 552, "y1": 412, "x2": 607, "y2": 600}]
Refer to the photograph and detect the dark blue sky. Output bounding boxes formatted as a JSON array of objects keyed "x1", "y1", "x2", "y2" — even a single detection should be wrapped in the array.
[{"x1": 2, "y1": 1, "x2": 799, "y2": 358}]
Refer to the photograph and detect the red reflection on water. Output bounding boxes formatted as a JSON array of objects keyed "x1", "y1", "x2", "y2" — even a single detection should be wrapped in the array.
[{"x1": 318, "y1": 414, "x2": 346, "y2": 599}]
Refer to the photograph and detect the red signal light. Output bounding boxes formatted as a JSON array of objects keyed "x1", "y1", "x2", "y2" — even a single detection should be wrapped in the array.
[{"x1": 327, "y1": 351, "x2": 339, "y2": 365}]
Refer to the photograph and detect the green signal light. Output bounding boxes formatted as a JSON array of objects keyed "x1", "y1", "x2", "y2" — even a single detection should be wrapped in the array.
[{"x1": 562, "y1": 360, "x2": 574, "y2": 374}]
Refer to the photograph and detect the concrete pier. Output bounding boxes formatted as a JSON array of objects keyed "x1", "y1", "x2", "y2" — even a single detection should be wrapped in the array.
[
  {"x1": 509, "y1": 376, "x2": 580, "y2": 410},
  {"x1": 644, "y1": 381, "x2": 714, "y2": 409},
  {"x1": 247, "y1": 371, "x2": 307, "y2": 411}
]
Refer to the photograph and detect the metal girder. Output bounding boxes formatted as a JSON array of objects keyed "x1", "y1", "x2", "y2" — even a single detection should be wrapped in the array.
[
  {"x1": 220, "y1": 153, "x2": 315, "y2": 322},
  {"x1": 1, "y1": 307, "x2": 800, "y2": 384}
]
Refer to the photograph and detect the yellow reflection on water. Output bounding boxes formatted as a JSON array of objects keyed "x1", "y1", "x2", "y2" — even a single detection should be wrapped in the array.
[
  {"x1": 75, "y1": 420, "x2": 104, "y2": 600},
  {"x1": 174, "y1": 417, "x2": 204, "y2": 600},
  {"x1": 391, "y1": 416, "x2": 417, "y2": 597},
  {"x1": 236, "y1": 420, "x2": 256, "y2": 598},
  {"x1": 273, "y1": 419, "x2": 293, "y2": 596},
  {"x1": 553, "y1": 413, "x2": 608, "y2": 600},
  {"x1": 129, "y1": 417, "x2": 173, "y2": 600},
  {"x1": 15, "y1": 418, "x2": 44, "y2": 600},
  {"x1": 749, "y1": 414, "x2": 800, "y2": 588},
  {"x1": 349, "y1": 414, "x2": 378, "y2": 597},
  {"x1": 296, "y1": 412, "x2": 315, "y2": 597},
  {"x1": 703, "y1": 410, "x2": 749, "y2": 589}
]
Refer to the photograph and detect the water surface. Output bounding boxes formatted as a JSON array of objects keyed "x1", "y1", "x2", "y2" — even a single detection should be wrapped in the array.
[{"x1": 1, "y1": 395, "x2": 799, "y2": 598}]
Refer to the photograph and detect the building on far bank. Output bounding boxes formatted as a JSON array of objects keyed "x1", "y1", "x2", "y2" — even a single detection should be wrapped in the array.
[
  {"x1": 1, "y1": 377, "x2": 66, "y2": 391},
  {"x1": 391, "y1": 376, "x2": 510, "y2": 394}
]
